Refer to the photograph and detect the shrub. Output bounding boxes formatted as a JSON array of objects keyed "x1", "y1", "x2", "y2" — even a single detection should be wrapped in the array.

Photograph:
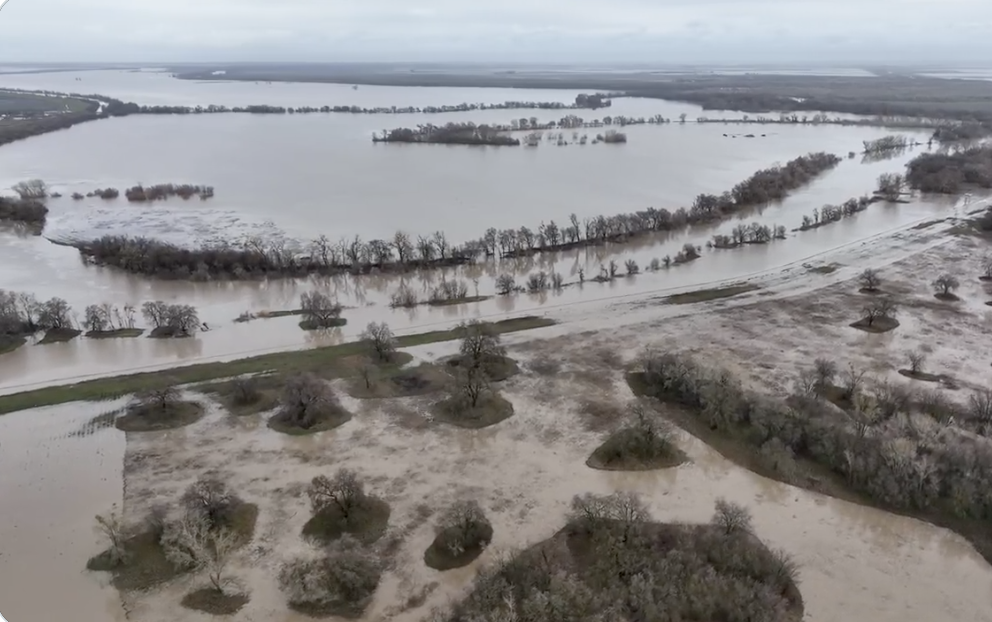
[
  {"x1": 278, "y1": 536, "x2": 381, "y2": 616},
  {"x1": 389, "y1": 285, "x2": 419, "y2": 308}
]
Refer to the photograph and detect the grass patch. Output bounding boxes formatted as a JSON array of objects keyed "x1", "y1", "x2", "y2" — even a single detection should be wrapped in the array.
[
  {"x1": 299, "y1": 317, "x2": 348, "y2": 331},
  {"x1": 345, "y1": 362, "x2": 448, "y2": 399},
  {"x1": 198, "y1": 374, "x2": 282, "y2": 416},
  {"x1": 427, "y1": 295, "x2": 492, "y2": 307},
  {"x1": 586, "y1": 428, "x2": 688, "y2": 471},
  {"x1": 431, "y1": 393, "x2": 515, "y2": 429},
  {"x1": 267, "y1": 403, "x2": 352, "y2": 435},
  {"x1": 445, "y1": 354, "x2": 520, "y2": 382},
  {"x1": 181, "y1": 589, "x2": 249, "y2": 615},
  {"x1": 85, "y1": 328, "x2": 145, "y2": 339},
  {"x1": 37, "y1": 327, "x2": 82, "y2": 344},
  {"x1": 424, "y1": 523, "x2": 494, "y2": 571},
  {"x1": 663, "y1": 283, "x2": 759, "y2": 305},
  {"x1": 0, "y1": 334, "x2": 27, "y2": 355},
  {"x1": 115, "y1": 401, "x2": 204, "y2": 432},
  {"x1": 934, "y1": 292, "x2": 961, "y2": 302},
  {"x1": 148, "y1": 326, "x2": 193, "y2": 339},
  {"x1": 850, "y1": 316, "x2": 900, "y2": 333},
  {"x1": 808, "y1": 264, "x2": 838, "y2": 274},
  {"x1": 302, "y1": 498, "x2": 391, "y2": 545},
  {"x1": 0, "y1": 316, "x2": 555, "y2": 415},
  {"x1": 897, "y1": 369, "x2": 947, "y2": 383},
  {"x1": 88, "y1": 502, "x2": 257, "y2": 592},
  {"x1": 288, "y1": 600, "x2": 365, "y2": 619}
]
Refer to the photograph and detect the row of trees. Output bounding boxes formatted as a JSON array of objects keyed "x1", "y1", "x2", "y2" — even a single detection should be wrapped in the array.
[
  {"x1": 712, "y1": 222, "x2": 786, "y2": 248},
  {"x1": 0, "y1": 290, "x2": 74, "y2": 336},
  {"x1": 124, "y1": 184, "x2": 215, "y2": 202},
  {"x1": 798, "y1": 195, "x2": 873, "y2": 231},
  {"x1": 65, "y1": 152, "x2": 840, "y2": 282},
  {"x1": 863, "y1": 135, "x2": 910, "y2": 154},
  {"x1": 373, "y1": 122, "x2": 520, "y2": 146},
  {"x1": 640, "y1": 351, "x2": 992, "y2": 527}
]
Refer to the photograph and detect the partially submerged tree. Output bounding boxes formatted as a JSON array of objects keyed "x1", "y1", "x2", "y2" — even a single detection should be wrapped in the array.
[
  {"x1": 307, "y1": 469, "x2": 366, "y2": 520},
  {"x1": 858, "y1": 268, "x2": 882, "y2": 292},
  {"x1": 932, "y1": 274, "x2": 961, "y2": 299},
  {"x1": 12, "y1": 178, "x2": 48, "y2": 200},
  {"x1": 276, "y1": 373, "x2": 340, "y2": 430},
  {"x1": 300, "y1": 291, "x2": 343, "y2": 329},
  {"x1": 37, "y1": 297, "x2": 72, "y2": 330},
  {"x1": 813, "y1": 358, "x2": 837, "y2": 391},
  {"x1": 361, "y1": 322, "x2": 396, "y2": 363}
]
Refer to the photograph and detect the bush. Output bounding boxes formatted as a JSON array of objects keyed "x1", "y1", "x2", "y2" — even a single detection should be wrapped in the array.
[
  {"x1": 278, "y1": 536, "x2": 382, "y2": 617},
  {"x1": 425, "y1": 500, "x2": 494, "y2": 570},
  {"x1": 932, "y1": 274, "x2": 961, "y2": 299},
  {"x1": 389, "y1": 285, "x2": 419, "y2": 308},
  {"x1": 361, "y1": 322, "x2": 397, "y2": 362},
  {"x1": 587, "y1": 404, "x2": 686, "y2": 470},
  {"x1": 269, "y1": 373, "x2": 350, "y2": 433}
]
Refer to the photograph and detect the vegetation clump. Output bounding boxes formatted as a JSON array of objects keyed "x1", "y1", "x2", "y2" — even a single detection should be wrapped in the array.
[
  {"x1": 88, "y1": 477, "x2": 257, "y2": 597},
  {"x1": 278, "y1": 535, "x2": 383, "y2": 618},
  {"x1": 587, "y1": 403, "x2": 687, "y2": 470},
  {"x1": 142, "y1": 300, "x2": 200, "y2": 338},
  {"x1": 301, "y1": 469, "x2": 391, "y2": 544},
  {"x1": 424, "y1": 500, "x2": 493, "y2": 570},
  {"x1": 115, "y1": 386, "x2": 204, "y2": 431},
  {"x1": 906, "y1": 146, "x2": 992, "y2": 194},
  {"x1": 447, "y1": 320, "x2": 519, "y2": 381},
  {"x1": 436, "y1": 492, "x2": 802, "y2": 622},
  {"x1": 299, "y1": 291, "x2": 346, "y2": 330},
  {"x1": 268, "y1": 373, "x2": 352, "y2": 434},
  {"x1": 632, "y1": 351, "x2": 992, "y2": 565},
  {"x1": 851, "y1": 298, "x2": 899, "y2": 333}
]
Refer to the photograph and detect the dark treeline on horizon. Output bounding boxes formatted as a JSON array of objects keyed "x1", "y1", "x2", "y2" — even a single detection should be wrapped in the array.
[{"x1": 58, "y1": 152, "x2": 841, "y2": 281}]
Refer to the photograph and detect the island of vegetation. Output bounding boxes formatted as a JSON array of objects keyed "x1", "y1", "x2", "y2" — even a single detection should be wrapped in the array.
[{"x1": 56, "y1": 152, "x2": 840, "y2": 281}]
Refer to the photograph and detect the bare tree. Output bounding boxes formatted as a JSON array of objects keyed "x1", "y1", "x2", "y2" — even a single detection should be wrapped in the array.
[
  {"x1": 569, "y1": 491, "x2": 649, "y2": 537},
  {"x1": 813, "y1": 358, "x2": 837, "y2": 391},
  {"x1": 712, "y1": 498, "x2": 753, "y2": 535},
  {"x1": 625, "y1": 259, "x2": 640, "y2": 276},
  {"x1": 435, "y1": 500, "x2": 492, "y2": 556},
  {"x1": 858, "y1": 268, "x2": 881, "y2": 292},
  {"x1": 84, "y1": 304, "x2": 108, "y2": 333},
  {"x1": 142, "y1": 300, "x2": 169, "y2": 328},
  {"x1": 279, "y1": 373, "x2": 335, "y2": 429},
  {"x1": 37, "y1": 297, "x2": 72, "y2": 330},
  {"x1": 361, "y1": 322, "x2": 397, "y2": 362},
  {"x1": 432, "y1": 231, "x2": 449, "y2": 260},
  {"x1": 135, "y1": 385, "x2": 181, "y2": 412},
  {"x1": 12, "y1": 178, "x2": 47, "y2": 199},
  {"x1": 456, "y1": 366, "x2": 489, "y2": 409},
  {"x1": 393, "y1": 231, "x2": 414, "y2": 264},
  {"x1": 161, "y1": 513, "x2": 242, "y2": 595},
  {"x1": 908, "y1": 350, "x2": 927, "y2": 375},
  {"x1": 459, "y1": 320, "x2": 506, "y2": 371},
  {"x1": 861, "y1": 298, "x2": 896, "y2": 327},
  {"x1": 969, "y1": 389, "x2": 992, "y2": 435},
  {"x1": 495, "y1": 274, "x2": 516, "y2": 296},
  {"x1": 94, "y1": 507, "x2": 128, "y2": 566},
  {"x1": 181, "y1": 477, "x2": 238, "y2": 527},
  {"x1": 300, "y1": 291, "x2": 343, "y2": 329},
  {"x1": 307, "y1": 469, "x2": 366, "y2": 519},
  {"x1": 932, "y1": 274, "x2": 961, "y2": 298},
  {"x1": 231, "y1": 377, "x2": 260, "y2": 405},
  {"x1": 278, "y1": 536, "x2": 381, "y2": 608},
  {"x1": 841, "y1": 365, "x2": 866, "y2": 401}
]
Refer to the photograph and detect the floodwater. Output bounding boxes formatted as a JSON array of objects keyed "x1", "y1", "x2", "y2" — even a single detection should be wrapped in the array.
[
  {"x1": 0, "y1": 69, "x2": 961, "y2": 391},
  {"x1": 0, "y1": 399, "x2": 128, "y2": 622}
]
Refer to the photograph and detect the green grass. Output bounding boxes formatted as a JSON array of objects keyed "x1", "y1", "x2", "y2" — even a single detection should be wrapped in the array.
[
  {"x1": 115, "y1": 401, "x2": 204, "y2": 432},
  {"x1": 663, "y1": 283, "x2": 759, "y2": 305},
  {"x1": 431, "y1": 392, "x2": 515, "y2": 429},
  {"x1": 808, "y1": 264, "x2": 838, "y2": 275},
  {"x1": 302, "y1": 498, "x2": 391, "y2": 545},
  {"x1": 427, "y1": 295, "x2": 492, "y2": 307},
  {"x1": 0, "y1": 335, "x2": 27, "y2": 355},
  {"x1": 37, "y1": 328, "x2": 82, "y2": 345},
  {"x1": 586, "y1": 428, "x2": 689, "y2": 471},
  {"x1": 181, "y1": 589, "x2": 249, "y2": 615},
  {"x1": 424, "y1": 522, "x2": 494, "y2": 571},
  {"x1": 0, "y1": 316, "x2": 555, "y2": 416},
  {"x1": 85, "y1": 328, "x2": 145, "y2": 339}
]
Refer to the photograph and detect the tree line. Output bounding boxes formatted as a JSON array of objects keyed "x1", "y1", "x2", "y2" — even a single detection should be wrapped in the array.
[
  {"x1": 905, "y1": 146, "x2": 992, "y2": 194},
  {"x1": 638, "y1": 351, "x2": 992, "y2": 562},
  {"x1": 59, "y1": 152, "x2": 840, "y2": 281},
  {"x1": 796, "y1": 195, "x2": 874, "y2": 232}
]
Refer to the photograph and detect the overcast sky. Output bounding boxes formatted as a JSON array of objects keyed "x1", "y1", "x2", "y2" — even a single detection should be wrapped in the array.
[{"x1": 0, "y1": 0, "x2": 989, "y2": 65}]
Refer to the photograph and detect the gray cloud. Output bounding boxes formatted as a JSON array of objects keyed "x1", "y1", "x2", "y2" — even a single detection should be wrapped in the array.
[{"x1": 0, "y1": 0, "x2": 989, "y2": 64}]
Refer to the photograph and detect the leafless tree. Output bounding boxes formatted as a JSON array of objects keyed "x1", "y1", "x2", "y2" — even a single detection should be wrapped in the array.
[
  {"x1": 842, "y1": 365, "x2": 867, "y2": 401},
  {"x1": 569, "y1": 491, "x2": 649, "y2": 537},
  {"x1": 969, "y1": 389, "x2": 992, "y2": 435},
  {"x1": 861, "y1": 298, "x2": 896, "y2": 327},
  {"x1": 813, "y1": 358, "x2": 837, "y2": 391},
  {"x1": 161, "y1": 512, "x2": 242, "y2": 594},
  {"x1": 625, "y1": 259, "x2": 640, "y2": 276},
  {"x1": 712, "y1": 498, "x2": 753, "y2": 535},
  {"x1": 307, "y1": 469, "x2": 366, "y2": 518},
  {"x1": 932, "y1": 274, "x2": 961, "y2": 298},
  {"x1": 94, "y1": 507, "x2": 128, "y2": 566},
  {"x1": 908, "y1": 350, "x2": 927, "y2": 375},
  {"x1": 231, "y1": 376, "x2": 260, "y2": 405},
  {"x1": 361, "y1": 322, "x2": 397, "y2": 362},
  {"x1": 456, "y1": 366, "x2": 489, "y2": 409},
  {"x1": 279, "y1": 373, "x2": 335, "y2": 429},
  {"x1": 12, "y1": 178, "x2": 47, "y2": 199},
  {"x1": 858, "y1": 268, "x2": 881, "y2": 292},
  {"x1": 300, "y1": 291, "x2": 342, "y2": 328},
  {"x1": 135, "y1": 385, "x2": 181, "y2": 411},
  {"x1": 495, "y1": 274, "x2": 516, "y2": 296},
  {"x1": 393, "y1": 231, "x2": 414, "y2": 264},
  {"x1": 37, "y1": 297, "x2": 72, "y2": 330},
  {"x1": 794, "y1": 369, "x2": 818, "y2": 398},
  {"x1": 181, "y1": 477, "x2": 237, "y2": 527},
  {"x1": 84, "y1": 304, "x2": 108, "y2": 333},
  {"x1": 278, "y1": 536, "x2": 381, "y2": 608},
  {"x1": 435, "y1": 500, "x2": 492, "y2": 555},
  {"x1": 432, "y1": 231, "x2": 449, "y2": 259},
  {"x1": 459, "y1": 320, "x2": 505, "y2": 371}
]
